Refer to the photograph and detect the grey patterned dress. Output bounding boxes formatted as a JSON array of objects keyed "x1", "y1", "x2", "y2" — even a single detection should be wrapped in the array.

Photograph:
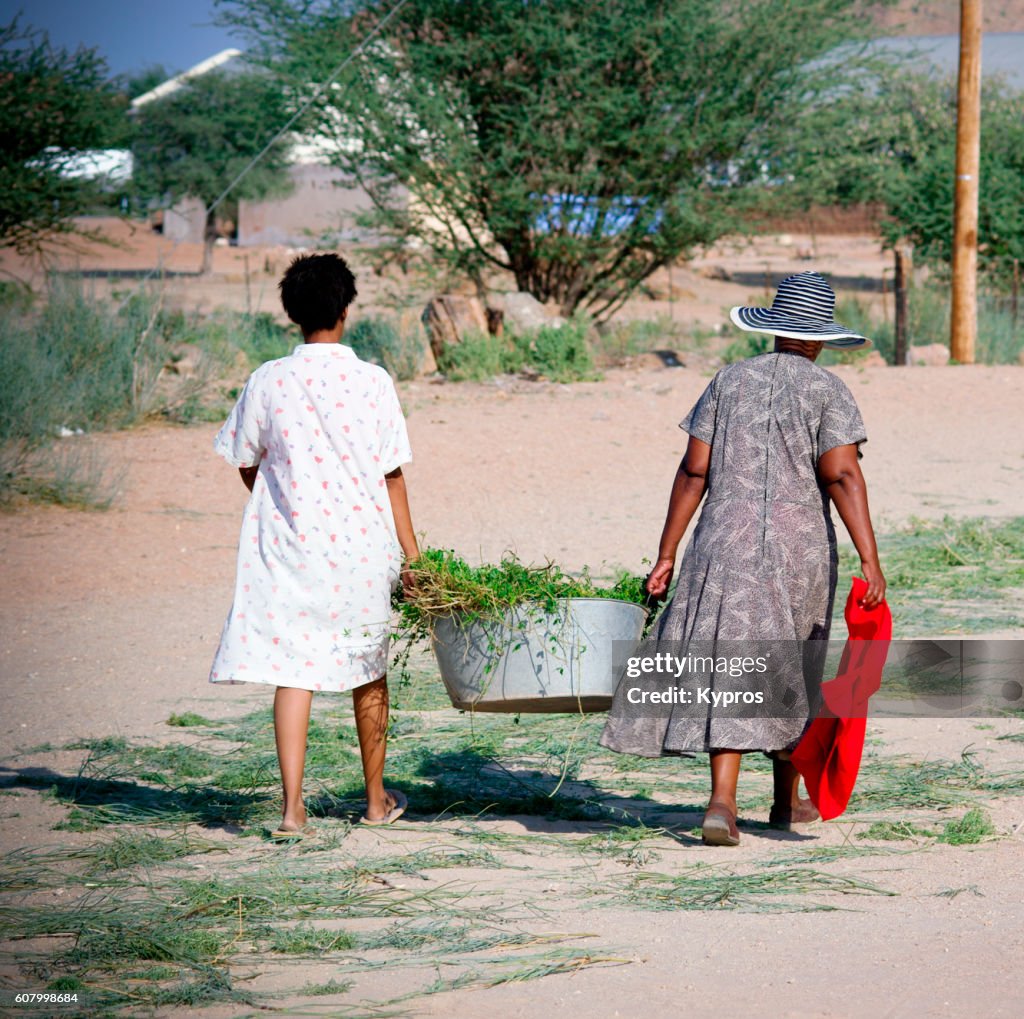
[{"x1": 600, "y1": 352, "x2": 867, "y2": 755}]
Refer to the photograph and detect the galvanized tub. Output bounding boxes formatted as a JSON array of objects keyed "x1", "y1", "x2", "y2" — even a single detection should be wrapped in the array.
[{"x1": 431, "y1": 597, "x2": 647, "y2": 713}]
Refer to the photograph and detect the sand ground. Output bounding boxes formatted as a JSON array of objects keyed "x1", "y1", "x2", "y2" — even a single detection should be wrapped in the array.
[
  {"x1": 1, "y1": 229, "x2": 1023, "y2": 1017},
  {"x1": 0, "y1": 216, "x2": 902, "y2": 324}
]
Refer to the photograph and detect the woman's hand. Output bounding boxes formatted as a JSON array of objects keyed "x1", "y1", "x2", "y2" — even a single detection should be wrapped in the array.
[
  {"x1": 400, "y1": 560, "x2": 417, "y2": 598},
  {"x1": 401, "y1": 569, "x2": 415, "y2": 598},
  {"x1": 859, "y1": 558, "x2": 886, "y2": 610},
  {"x1": 646, "y1": 557, "x2": 675, "y2": 599}
]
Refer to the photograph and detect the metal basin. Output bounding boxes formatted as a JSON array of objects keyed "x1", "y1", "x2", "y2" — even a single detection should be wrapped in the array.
[{"x1": 431, "y1": 597, "x2": 647, "y2": 713}]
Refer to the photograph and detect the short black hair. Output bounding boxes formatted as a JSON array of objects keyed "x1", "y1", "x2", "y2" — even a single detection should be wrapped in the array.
[{"x1": 278, "y1": 253, "x2": 358, "y2": 335}]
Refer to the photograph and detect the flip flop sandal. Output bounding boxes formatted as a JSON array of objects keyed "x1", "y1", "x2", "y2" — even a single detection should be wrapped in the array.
[
  {"x1": 360, "y1": 789, "x2": 408, "y2": 827},
  {"x1": 269, "y1": 824, "x2": 314, "y2": 841},
  {"x1": 702, "y1": 804, "x2": 740, "y2": 847}
]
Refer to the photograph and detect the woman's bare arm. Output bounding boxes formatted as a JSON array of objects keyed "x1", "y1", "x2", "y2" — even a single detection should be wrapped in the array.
[
  {"x1": 817, "y1": 443, "x2": 886, "y2": 608},
  {"x1": 647, "y1": 437, "x2": 711, "y2": 597},
  {"x1": 239, "y1": 466, "x2": 259, "y2": 492},
  {"x1": 385, "y1": 467, "x2": 419, "y2": 594}
]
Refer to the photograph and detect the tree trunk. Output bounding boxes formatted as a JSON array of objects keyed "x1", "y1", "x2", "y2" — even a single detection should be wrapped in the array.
[
  {"x1": 893, "y1": 243, "x2": 912, "y2": 367},
  {"x1": 201, "y1": 208, "x2": 217, "y2": 276}
]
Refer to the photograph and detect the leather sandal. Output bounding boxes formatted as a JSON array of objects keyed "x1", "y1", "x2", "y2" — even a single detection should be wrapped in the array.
[{"x1": 702, "y1": 803, "x2": 740, "y2": 847}]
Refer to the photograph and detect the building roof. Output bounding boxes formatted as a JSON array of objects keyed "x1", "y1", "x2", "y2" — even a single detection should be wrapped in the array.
[{"x1": 130, "y1": 48, "x2": 244, "y2": 109}]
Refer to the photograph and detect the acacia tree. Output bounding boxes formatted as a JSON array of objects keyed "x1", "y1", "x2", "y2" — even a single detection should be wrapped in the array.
[
  {"x1": 224, "y1": 0, "x2": 884, "y2": 318},
  {"x1": 883, "y1": 83, "x2": 1024, "y2": 279},
  {"x1": 0, "y1": 20, "x2": 126, "y2": 255},
  {"x1": 130, "y1": 68, "x2": 294, "y2": 274},
  {"x1": 779, "y1": 66, "x2": 1024, "y2": 280}
]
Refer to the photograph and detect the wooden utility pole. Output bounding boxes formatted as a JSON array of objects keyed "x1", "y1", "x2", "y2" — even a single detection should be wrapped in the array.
[{"x1": 950, "y1": 0, "x2": 982, "y2": 364}]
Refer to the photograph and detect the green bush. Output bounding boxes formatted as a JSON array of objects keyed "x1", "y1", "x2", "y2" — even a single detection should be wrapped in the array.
[
  {"x1": 0, "y1": 278, "x2": 199, "y2": 439},
  {"x1": 437, "y1": 330, "x2": 520, "y2": 381},
  {"x1": 1, "y1": 282, "x2": 136, "y2": 502},
  {"x1": 11, "y1": 441, "x2": 124, "y2": 510},
  {"x1": 347, "y1": 315, "x2": 399, "y2": 364},
  {"x1": 973, "y1": 296, "x2": 1023, "y2": 364},
  {"x1": 0, "y1": 279, "x2": 34, "y2": 312},
  {"x1": 347, "y1": 314, "x2": 423, "y2": 380},
  {"x1": 509, "y1": 316, "x2": 596, "y2": 382},
  {"x1": 0, "y1": 279, "x2": 230, "y2": 503},
  {"x1": 230, "y1": 312, "x2": 293, "y2": 367},
  {"x1": 722, "y1": 330, "x2": 771, "y2": 363},
  {"x1": 440, "y1": 316, "x2": 597, "y2": 382}
]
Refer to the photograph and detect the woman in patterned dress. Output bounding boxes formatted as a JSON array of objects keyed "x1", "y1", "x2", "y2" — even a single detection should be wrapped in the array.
[{"x1": 601, "y1": 272, "x2": 886, "y2": 846}]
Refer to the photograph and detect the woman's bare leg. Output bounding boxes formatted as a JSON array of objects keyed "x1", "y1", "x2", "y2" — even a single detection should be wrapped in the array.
[
  {"x1": 352, "y1": 676, "x2": 395, "y2": 821},
  {"x1": 274, "y1": 686, "x2": 314, "y2": 831},
  {"x1": 702, "y1": 749, "x2": 743, "y2": 845},
  {"x1": 708, "y1": 750, "x2": 742, "y2": 813},
  {"x1": 771, "y1": 757, "x2": 819, "y2": 823},
  {"x1": 772, "y1": 757, "x2": 802, "y2": 809}
]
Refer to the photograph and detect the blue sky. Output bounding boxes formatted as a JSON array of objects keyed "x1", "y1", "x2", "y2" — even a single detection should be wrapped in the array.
[
  {"x1": 4, "y1": 3, "x2": 1021, "y2": 86},
  {"x1": 1, "y1": 0, "x2": 240, "y2": 77}
]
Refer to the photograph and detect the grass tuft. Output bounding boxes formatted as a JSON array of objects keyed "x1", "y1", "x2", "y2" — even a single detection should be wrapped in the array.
[
  {"x1": 857, "y1": 820, "x2": 933, "y2": 842},
  {"x1": 166, "y1": 712, "x2": 216, "y2": 728},
  {"x1": 605, "y1": 864, "x2": 896, "y2": 912},
  {"x1": 848, "y1": 748, "x2": 1024, "y2": 811},
  {"x1": 267, "y1": 923, "x2": 357, "y2": 955},
  {"x1": 348, "y1": 314, "x2": 424, "y2": 380},
  {"x1": 938, "y1": 807, "x2": 997, "y2": 845},
  {"x1": 302, "y1": 977, "x2": 355, "y2": 996},
  {"x1": 8, "y1": 439, "x2": 124, "y2": 509}
]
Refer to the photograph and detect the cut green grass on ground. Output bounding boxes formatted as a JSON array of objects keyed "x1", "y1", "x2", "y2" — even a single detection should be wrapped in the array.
[
  {"x1": 837, "y1": 515, "x2": 1024, "y2": 635},
  {"x1": 2, "y1": 682, "x2": 1020, "y2": 1013},
  {"x1": 2, "y1": 521, "x2": 1021, "y2": 1010}
]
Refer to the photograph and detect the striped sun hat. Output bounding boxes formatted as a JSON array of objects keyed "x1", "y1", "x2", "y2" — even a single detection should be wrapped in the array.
[{"x1": 729, "y1": 271, "x2": 871, "y2": 349}]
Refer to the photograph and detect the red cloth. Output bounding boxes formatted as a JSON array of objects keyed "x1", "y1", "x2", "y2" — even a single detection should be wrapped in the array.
[{"x1": 791, "y1": 577, "x2": 892, "y2": 821}]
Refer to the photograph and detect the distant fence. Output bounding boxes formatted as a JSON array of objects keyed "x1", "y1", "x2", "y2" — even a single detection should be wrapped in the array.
[{"x1": 753, "y1": 203, "x2": 884, "y2": 236}]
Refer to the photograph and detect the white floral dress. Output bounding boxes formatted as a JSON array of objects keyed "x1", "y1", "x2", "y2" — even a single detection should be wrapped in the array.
[{"x1": 210, "y1": 342, "x2": 412, "y2": 692}]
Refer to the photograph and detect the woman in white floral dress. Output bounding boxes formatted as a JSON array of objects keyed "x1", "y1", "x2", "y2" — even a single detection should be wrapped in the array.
[{"x1": 211, "y1": 253, "x2": 419, "y2": 836}]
